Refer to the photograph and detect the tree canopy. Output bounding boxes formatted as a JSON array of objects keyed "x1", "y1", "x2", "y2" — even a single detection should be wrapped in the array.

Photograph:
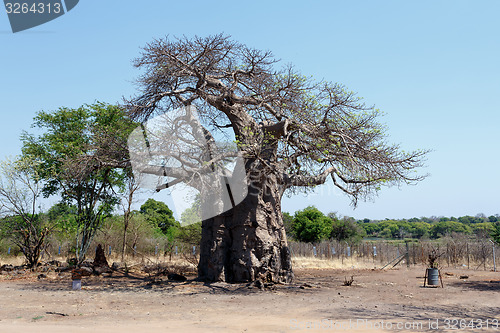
[
  {"x1": 127, "y1": 34, "x2": 428, "y2": 205},
  {"x1": 140, "y1": 198, "x2": 179, "y2": 235},
  {"x1": 21, "y1": 102, "x2": 136, "y2": 262},
  {"x1": 491, "y1": 222, "x2": 500, "y2": 246},
  {"x1": 292, "y1": 206, "x2": 332, "y2": 243}
]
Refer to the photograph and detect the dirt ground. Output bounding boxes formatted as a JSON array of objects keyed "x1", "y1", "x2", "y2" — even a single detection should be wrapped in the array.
[{"x1": 0, "y1": 262, "x2": 499, "y2": 333}]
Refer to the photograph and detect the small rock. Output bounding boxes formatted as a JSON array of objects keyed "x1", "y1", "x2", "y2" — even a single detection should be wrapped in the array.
[
  {"x1": 111, "y1": 262, "x2": 124, "y2": 271},
  {"x1": 93, "y1": 266, "x2": 112, "y2": 276},
  {"x1": 73, "y1": 267, "x2": 93, "y2": 277},
  {"x1": 66, "y1": 258, "x2": 78, "y2": 266},
  {"x1": 37, "y1": 273, "x2": 47, "y2": 279},
  {"x1": 81, "y1": 260, "x2": 94, "y2": 268},
  {"x1": 459, "y1": 275, "x2": 469, "y2": 279},
  {"x1": 167, "y1": 273, "x2": 187, "y2": 282},
  {"x1": 254, "y1": 279, "x2": 264, "y2": 290},
  {"x1": 55, "y1": 266, "x2": 72, "y2": 273},
  {"x1": 47, "y1": 260, "x2": 62, "y2": 267},
  {"x1": 0, "y1": 264, "x2": 14, "y2": 272}
]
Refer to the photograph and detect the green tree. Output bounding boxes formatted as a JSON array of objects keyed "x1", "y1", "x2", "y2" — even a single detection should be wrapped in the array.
[
  {"x1": 488, "y1": 215, "x2": 498, "y2": 223},
  {"x1": 491, "y1": 222, "x2": 500, "y2": 246},
  {"x1": 430, "y1": 221, "x2": 471, "y2": 238},
  {"x1": 282, "y1": 212, "x2": 295, "y2": 239},
  {"x1": 471, "y1": 222, "x2": 494, "y2": 237},
  {"x1": 177, "y1": 196, "x2": 202, "y2": 246},
  {"x1": 377, "y1": 221, "x2": 400, "y2": 238},
  {"x1": 328, "y1": 213, "x2": 365, "y2": 242},
  {"x1": 409, "y1": 222, "x2": 431, "y2": 239},
  {"x1": 177, "y1": 222, "x2": 202, "y2": 246},
  {"x1": 292, "y1": 206, "x2": 332, "y2": 243},
  {"x1": 21, "y1": 102, "x2": 136, "y2": 263},
  {"x1": 46, "y1": 202, "x2": 78, "y2": 234},
  {"x1": 180, "y1": 195, "x2": 201, "y2": 226},
  {"x1": 140, "y1": 198, "x2": 180, "y2": 235},
  {"x1": 360, "y1": 222, "x2": 381, "y2": 236}
]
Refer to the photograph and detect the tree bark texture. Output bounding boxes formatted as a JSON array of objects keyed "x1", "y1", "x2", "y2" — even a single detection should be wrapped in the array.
[{"x1": 198, "y1": 169, "x2": 293, "y2": 283}]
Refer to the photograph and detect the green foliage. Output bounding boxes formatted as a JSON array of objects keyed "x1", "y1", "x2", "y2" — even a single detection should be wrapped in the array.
[
  {"x1": 411, "y1": 222, "x2": 431, "y2": 239},
  {"x1": 21, "y1": 102, "x2": 136, "y2": 263},
  {"x1": 0, "y1": 213, "x2": 52, "y2": 267},
  {"x1": 491, "y1": 222, "x2": 500, "y2": 246},
  {"x1": 329, "y1": 213, "x2": 365, "y2": 243},
  {"x1": 282, "y1": 212, "x2": 295, "y2": 239},
  {"x1": 180, "y1": 195, "x2": 201, "y2": 226},
  {"x1": 292, "y1": 206, "x2": 332, "y2": 243},
  {"x1": 176, "y1": 222, "x2": 202, "y2": 246},
  {"x1": 361, "y1": 219, "x2": 431, "y2": 239},
  {"x1": 457, "y1": 215, "x2": 487, "y2": 224},
  {"x1": 46, "y1": 203, "x2": 78, "y2": 236},
  {"x1": 47, "y1": 202, "x2": 77, "y2": 221},
  {"x1": 95, "y1": 212, "x2": 160, "y2": 255},
  {"x1": 470, "y1": 222, "x2": 494, "y2": 237},
  {"x1": 430, "y1": 221, "x2": 471, "y2": 238},
  {"x1": 140, "y1": 199, "x2": 180, "y2": 235}
]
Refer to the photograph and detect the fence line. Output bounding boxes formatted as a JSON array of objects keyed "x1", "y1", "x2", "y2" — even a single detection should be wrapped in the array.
[
  {"x1": 288, "y1": 239, "x2": 498, "y2": 270},
  {"x1": 1, "y1": 238, "x2": 498, "y2": 271}
]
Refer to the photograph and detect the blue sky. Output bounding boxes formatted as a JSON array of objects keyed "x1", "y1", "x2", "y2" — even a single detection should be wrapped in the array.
[{"x1": 1, "y1": 1, "x2": 499, "y2": 220}]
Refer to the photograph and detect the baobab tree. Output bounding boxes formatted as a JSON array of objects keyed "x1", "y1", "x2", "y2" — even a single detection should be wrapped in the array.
[{"x1": 126, "y1": 34, "x2": 428, "y2": 283}]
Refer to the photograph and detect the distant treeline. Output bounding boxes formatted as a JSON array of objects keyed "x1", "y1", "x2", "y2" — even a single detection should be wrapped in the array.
[
  {"x1": 357, "y1": 215, "x2": 497, "y2": 239},
  {"x1": 283, "y1": 207, "x2": 500, "y2": 243}
]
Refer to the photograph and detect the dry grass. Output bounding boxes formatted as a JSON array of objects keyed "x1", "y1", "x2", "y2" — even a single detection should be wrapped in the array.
[
  {"x1": 1, "y1": 254, "x2": 385, "y2": 270},
  {"x1": 0, "y1": 256, "x2": 25, "y2": 266},
  {"x1": 0, "y1": 254, "x2": 198, "y2": 272},
  {"x1": 291, "y1": 256, "x2": 380, "y2": 270}
]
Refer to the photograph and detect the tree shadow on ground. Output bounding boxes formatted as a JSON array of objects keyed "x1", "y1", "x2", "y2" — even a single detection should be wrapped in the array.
[
  {"x1": 447, "y1": 280, "x2": 500, "y2": 292},
  {"x1": 16, "y1": 271, "x2": 303, "y2": 296},
  {"x1": 317, "y1": 304, "x2": 500, "y2": 333}
]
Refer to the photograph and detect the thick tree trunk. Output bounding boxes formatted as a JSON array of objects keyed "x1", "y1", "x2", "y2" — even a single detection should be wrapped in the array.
[
  {"x1": 198, "y1": 214, "x2": 231, "y2": 281},
  {"x1": 198, "y1": 172, "x2": 293, "y2": 283}
]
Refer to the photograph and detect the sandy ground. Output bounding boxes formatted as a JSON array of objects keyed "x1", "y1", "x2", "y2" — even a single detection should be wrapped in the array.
[{"x1": 0, "y1": 263, "x2": 499, "y2": 333}]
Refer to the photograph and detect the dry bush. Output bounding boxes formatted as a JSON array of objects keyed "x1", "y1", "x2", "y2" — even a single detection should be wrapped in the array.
[{"x1": 343, "y1": 276, "x2": 354, "y2": 286}]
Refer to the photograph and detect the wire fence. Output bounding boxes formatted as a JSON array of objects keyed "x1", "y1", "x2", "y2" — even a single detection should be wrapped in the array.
[
  {"x1": 288, "y1": 238, "x2": 498, "y2": 270},
  {"x1": 0, "y1": 239, "x2": 199, "y2": 263},
  {"x1": 1, "y1": 237, "x2": 498, "y2": 271}
]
